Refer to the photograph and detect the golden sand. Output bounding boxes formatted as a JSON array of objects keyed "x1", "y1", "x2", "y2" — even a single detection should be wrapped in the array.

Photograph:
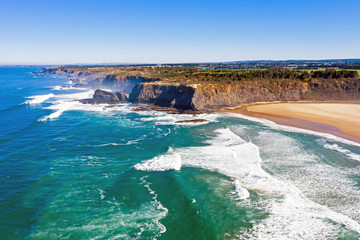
[{"x1": 224, "y1": 103, "x2": 360, "y2": 143}]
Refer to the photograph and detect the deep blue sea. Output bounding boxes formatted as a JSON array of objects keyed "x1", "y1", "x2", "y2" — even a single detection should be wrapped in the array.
[{"x1": 1, "y1": 67, "x2": 360, "y2": 239}]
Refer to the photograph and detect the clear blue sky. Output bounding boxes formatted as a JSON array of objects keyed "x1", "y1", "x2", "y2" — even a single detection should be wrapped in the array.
[{"x1": 0, "y1": 0, "x2": 359, "y2": 64}]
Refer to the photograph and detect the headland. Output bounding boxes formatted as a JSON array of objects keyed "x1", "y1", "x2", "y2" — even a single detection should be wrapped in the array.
[{"x1": 41, "y1": 63, "x2": 360, "y2": 140}]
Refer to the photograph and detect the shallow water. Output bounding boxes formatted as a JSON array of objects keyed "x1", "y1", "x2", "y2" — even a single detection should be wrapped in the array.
[{"x1": 1, "y1": 67, "x2": 360, "y2": 239}]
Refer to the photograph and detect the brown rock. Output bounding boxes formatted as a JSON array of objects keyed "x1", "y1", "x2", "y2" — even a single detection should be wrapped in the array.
[
  {"x1": 80, "y1": 89, "x2": 120, "y2": 104},
  {"x1": 132, "y1": 107, "x2": 150, "y2": 111},
  {"x1": 116, "y1": 91, "x2": 128, "y2": 102},
  {"x1": 175, "y1": 119, "x2": 208, "y2": 123}
]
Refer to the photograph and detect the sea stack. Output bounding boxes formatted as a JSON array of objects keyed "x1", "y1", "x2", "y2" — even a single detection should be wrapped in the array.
[{"x1": 80, "y1": 89, "x2": 128, "y2": 104}]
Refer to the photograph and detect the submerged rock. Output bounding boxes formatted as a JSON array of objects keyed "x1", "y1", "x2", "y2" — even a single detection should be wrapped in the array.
[
  {"x1": 132, "y1": 107, "x2": 150, "y2": 111},
  {"x1": 175, "y1": 119, "x2": 208, "y2": 123}
]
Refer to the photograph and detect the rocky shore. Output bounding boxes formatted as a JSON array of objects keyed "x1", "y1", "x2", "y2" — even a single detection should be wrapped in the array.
[{"x1": 42, "y1": 66, "x2": 360, "y2": 112}]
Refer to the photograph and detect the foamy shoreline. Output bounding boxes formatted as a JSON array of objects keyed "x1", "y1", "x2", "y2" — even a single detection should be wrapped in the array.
[{"x1": 222, "y1": 102, "x2": 360, "y2": 144}]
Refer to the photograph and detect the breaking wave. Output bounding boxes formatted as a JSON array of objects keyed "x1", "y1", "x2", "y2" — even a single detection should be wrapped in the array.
[
  {"x1": 322, "y1": 141, "x2": 360, "y2": 162},
  {"x1": 135, "y1": 128, "x2": 360, "y2": 238},
  {"x1": 25, "y1": 93, "x2": 54, "y2": 104},
  {"x1": 135, "y1": 148, "x2": 181, "y2": 171},
  {"x1": 139, "y1": 112, "x2": 219, "y2": 126}
]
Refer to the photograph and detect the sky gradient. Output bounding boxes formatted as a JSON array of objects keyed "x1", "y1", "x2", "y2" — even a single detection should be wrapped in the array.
[{"x1": 0, "y1": 0, "x2": 359, "y2": 64}]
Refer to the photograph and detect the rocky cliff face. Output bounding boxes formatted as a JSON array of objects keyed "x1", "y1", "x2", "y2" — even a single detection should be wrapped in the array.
[
  {"x1": 43, "y1": 67, "x2": 360, "y2": 111},
  {"x1": 129, "y1": 81, "x2": 311, "y2": 111},
  {"x1": 191, "y1": 81, "x2": 310, "y2": 110},
  {"x1": 129, "y1": 83, "x2": 195, "y2": 109}
]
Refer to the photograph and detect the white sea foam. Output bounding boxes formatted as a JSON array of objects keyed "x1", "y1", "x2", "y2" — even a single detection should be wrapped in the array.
[
  {"x1": 51, "y1": 85, "x2": 88, "y2": 91},
  {"x1": 164, "y1": 128, "x2": 171, "y2": 136},
  {"x1": 96, "y1": 143, "x2": 125, "y2": 147},
  {"x1": 126, "y1": 138, "x2": 142, "y2": 145},
  {"x1": 51, "y1": 85, "x2": 63, "y2": 91},
  {"x1": 322, "y1": 141, "x2": 360, "y2": 162},
  {"x1": 139, "y1": 176, "x2": 168, "y2": 236},
  {"x1": 39, "y1": 101, "x2": 78, "y2": 121},
  {"x1": 31, "y1": 180, "x2": 170, "y2": 239},
  {"x1": 38, "y1": 90, "x2": 134, "y2": 121},
  {"x1": 53, "y1": 90, "x2": 94, "y2": 100},
  {"x1": 135, "y1": 148, "x2": 181, "y2": 171},
  {"x1": 248, "y1": 130, "x2": 360, "y2": 237},
  {"x1": 25, "y1": 93, "x2": 54, "y2": 104},
  {"x1": 135, "y1": 128, "x2": 360, "y2": 238},
  {"x1": 224, "y1": 112, "x2": 360, "y2": 147},
  {"x1": 39, "y1": 101, "x2": 133, "y2": 121},
  {"x1": 139, "y1": 112, "x2": 219, "y2": 126},
  {"x1": 98, "y1": 189, "x2": 106, "y2": 200},
  {"x1": 233, "y1": 180, "x2": 250, "y2": 200}
]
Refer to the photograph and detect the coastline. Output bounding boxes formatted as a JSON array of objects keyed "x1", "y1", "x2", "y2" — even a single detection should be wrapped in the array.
[{"x1": 222, "y1": 102, "x2": 360, "y2": 144}]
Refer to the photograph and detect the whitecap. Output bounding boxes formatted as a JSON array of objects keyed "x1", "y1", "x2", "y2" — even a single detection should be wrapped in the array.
[
  {"x1": 98, "y1": 189, "x2": 105, "y2": 200},
  {"x1": 39, "y1": 101, "x2": 78, "y2": 121},
  {"x1": 233, "y1": 179, "x2": 250, "y2": 200},
  {"x1": 53, "y1": 90, "x2": 94, "y2": 100},
  {"x1": 135, "y1": 128, "x2": 360, "y2": 238},
  {"x1": 95, "y1": 143, "x2": 125, "y2": 147},
  {"x1": 126, "y1": 139, "x2": 141, "y2": 145},
  {"x1": 51, "y1": 85, "x2": 63, "y2": 91},
  {"x1": 135, "y1": 148, "x2": 181, "y2": 171},
  {"x1": 322, "y1": 142, "x2": 360, "y2": 162},
  {"x1": 139, "y1": 112, "x2": 219, "y2": 126},
  {"x1": 164, "y1": 128, "x2": 171, "y2": 136},
  {"x1": 25, "y1": 93, "x2": 54, "y2": 104},
  {"x1": 38, "y1": 89, "x2": 134, "y2": 120},
  {"x1": 139, "y1": 176, "x2": 168, "y2": 235}
]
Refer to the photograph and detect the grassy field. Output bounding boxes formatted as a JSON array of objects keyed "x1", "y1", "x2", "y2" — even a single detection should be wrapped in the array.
[
  {"x1": 47, "y1": 66, "x2": 360, "y2": 84},
  {"x1": 298, "y1": 68, "x2": 360, "y2": 74}
]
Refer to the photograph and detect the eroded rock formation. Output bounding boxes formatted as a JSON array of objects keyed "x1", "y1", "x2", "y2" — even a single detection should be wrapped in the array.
[
  {"x1": 129, "y1": 81, "x2": 311, "y2": 111},
  {"x1": 80, "y1": 89, "x2": 128, "y2": 104},
  {"x1": 43, "y1": 66, "x2": 360, "y2": 112}
]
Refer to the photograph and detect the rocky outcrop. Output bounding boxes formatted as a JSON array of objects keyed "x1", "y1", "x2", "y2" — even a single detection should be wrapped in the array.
[
  {"x1": 129, "y1": 83, "x2": 195, "y2": 110},
  {"x1": 80, "y1": 89, "x2": 127, "y2": 104},
  {"x1": 116, "y1": 91, "x2": 128, "y2": 102}
]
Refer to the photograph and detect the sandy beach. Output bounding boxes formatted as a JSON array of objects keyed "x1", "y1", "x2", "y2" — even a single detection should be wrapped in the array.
[{"x1": 225, "y1": 103, "x2": 360, "y2": 143}]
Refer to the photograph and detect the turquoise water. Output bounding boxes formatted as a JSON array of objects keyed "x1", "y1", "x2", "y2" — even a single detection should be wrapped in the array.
[{"x1": 1, "y1": 67, "x2": 360, "y2": 239}]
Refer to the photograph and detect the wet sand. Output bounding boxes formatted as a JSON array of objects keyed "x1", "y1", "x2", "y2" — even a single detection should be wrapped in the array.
[{"x1": 224, "y1": 103, "x2": 360, "y2": 143}]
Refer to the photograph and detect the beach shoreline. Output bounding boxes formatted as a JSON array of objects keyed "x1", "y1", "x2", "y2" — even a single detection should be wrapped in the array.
[{"x1": 222, "y1": 102, "x2": 360, "y2": 144}]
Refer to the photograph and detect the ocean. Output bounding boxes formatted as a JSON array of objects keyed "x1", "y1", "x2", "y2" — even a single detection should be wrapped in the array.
[{"x1": 1, "y1": 67, "x2": 360, "y2": 239}]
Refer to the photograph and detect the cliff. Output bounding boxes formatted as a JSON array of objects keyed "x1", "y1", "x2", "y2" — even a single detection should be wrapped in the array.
[
  {"x1": 130, "y1": 80, "x2": 360, "y2": 111},
  {"x1": 129, "y1": 82, "x2": 195, "y2": 110},
  {"x1": 129, "y1": 81, "x2": 312, "y2": 111},
  {"x1": 43, "y1": 66, "x2": 360, "y2": 112}
]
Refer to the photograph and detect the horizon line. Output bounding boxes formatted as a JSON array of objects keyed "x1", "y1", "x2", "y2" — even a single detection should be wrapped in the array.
[{"x1": 1, "y1": 57, "x2": 360, "y2": 67}]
